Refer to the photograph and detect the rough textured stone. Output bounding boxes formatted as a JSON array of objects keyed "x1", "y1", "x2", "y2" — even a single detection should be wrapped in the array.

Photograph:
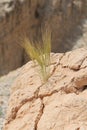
[
  {"x1": 0, "y1": 0, "x2": 87, "y2": 76},
  {"x1": 3, "y1": 48, "x2": 87, "y2": 130}
]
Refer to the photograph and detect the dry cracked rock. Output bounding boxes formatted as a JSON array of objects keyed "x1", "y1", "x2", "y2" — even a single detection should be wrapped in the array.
[{"x1": 3, "y1": 48, "x2": 87, "y2": 130}]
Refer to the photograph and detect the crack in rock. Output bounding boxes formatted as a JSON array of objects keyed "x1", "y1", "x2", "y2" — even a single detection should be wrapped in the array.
[{"x1": 34, "y1": 99, "x2": 44, "y2": 130}]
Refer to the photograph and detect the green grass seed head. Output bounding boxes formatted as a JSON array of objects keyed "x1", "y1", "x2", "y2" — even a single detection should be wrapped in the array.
[{"x1": 22, "y1": 30, "x2": 51, "y2": 82}]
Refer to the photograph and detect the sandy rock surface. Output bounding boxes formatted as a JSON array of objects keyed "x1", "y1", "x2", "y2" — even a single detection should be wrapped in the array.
[{"x1": 3, "y1": 48, "x2": 87, "y2": 130}]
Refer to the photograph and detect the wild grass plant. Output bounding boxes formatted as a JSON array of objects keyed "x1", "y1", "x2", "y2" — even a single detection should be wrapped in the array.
[{"x1": 21, "y1": 30, "x2": 51, "y2": 82}]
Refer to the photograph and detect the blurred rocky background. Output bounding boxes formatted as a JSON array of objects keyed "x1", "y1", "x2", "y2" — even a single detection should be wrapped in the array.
[{"x1": 0, "y1": 0, "x2": 87, "y2": 76}]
